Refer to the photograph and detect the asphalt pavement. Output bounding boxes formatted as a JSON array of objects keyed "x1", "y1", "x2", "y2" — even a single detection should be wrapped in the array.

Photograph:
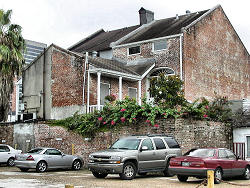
[{"x1": 0, "y1": 166, "x2": 249, "y2": 188}]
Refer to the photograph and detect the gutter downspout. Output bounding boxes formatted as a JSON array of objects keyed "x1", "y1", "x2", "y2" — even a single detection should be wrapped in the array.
[
  {"x1": 82, "y1": 52, "x2": 88, "y2": 107},
  {"x1": 43, "y1": 48, "x2": 46, "y2": 120},
  {"x1": 87, "y1": 61, "x2": 90, "y2": 113},
  {"x1": 179, "y1": 34, "x2": 183, "y2": 80}
]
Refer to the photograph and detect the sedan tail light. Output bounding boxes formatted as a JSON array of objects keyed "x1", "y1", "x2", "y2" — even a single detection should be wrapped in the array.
[
  {"x1": 170, "y1": 160, "x2": 181, "y2": 166},
  {"x1": 26, "y1": 155, "x2": 34, "y2": 161},
  {"x1": 190, "y1": 161, "x2": 205, "y2": 168}
]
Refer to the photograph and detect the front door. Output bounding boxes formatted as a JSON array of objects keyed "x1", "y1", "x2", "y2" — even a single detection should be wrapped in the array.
[
  {"x1": 100, "y1": 83, "x2": 110, "y2": 105},
  {"x1": 138, "y1": 138, "x2": 157, "y2": 170}
]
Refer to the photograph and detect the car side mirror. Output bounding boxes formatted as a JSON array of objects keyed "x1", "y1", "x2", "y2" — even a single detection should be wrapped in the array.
[
  {"x1": 140, "y1": 146, "x2": 149, "y2": 152},
  {"x1": 236, "y1": 156, "x2": 241, "y2": 160}
]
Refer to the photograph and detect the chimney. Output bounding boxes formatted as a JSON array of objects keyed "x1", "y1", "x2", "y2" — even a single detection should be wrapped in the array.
[
  {"x1": 139, "y1": 7, "x2": 154, "y2": 25},
  {"x1": 186, "y1": 10, "x2": 191, "y2": 14}
]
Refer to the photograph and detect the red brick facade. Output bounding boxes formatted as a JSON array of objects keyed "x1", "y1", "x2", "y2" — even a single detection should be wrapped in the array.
[
  {"x1": 183, "y1": 7, "x2": 250, "y2": 101},
  {"x1": 51, "y1": 49, "x2": 84, "y2": 107}
]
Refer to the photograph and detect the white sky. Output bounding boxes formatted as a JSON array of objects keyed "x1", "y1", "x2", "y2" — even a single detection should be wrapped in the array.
[{"x1": 1, "y1": 0, "x2": 250, "y2": 52}]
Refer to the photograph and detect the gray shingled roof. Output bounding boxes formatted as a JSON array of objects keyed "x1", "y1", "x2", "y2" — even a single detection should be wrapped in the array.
[
  {"x1": 88, "y1": 57, "x2": 155, "y2": 76},
  {"x1": 69, "y1": 10, "x2": 208, "y2": 53},
  {"x1": 120, "y1": 10, "x2": 208, "y2": 44},
  {"x1": 69, "y1": 25, "x2": 140, "y2": 53}
]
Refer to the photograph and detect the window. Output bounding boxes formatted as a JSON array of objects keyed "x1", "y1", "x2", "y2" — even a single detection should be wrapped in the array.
[
  {"x1": 128, "y1": 87, "x2": 137, "y2": 100},
  {"x1": 164, "y1": 137, "x2": 180, "y2": 148},
  {"x1": 128, "y1": 46, "x2": 140, "y2": 55},
  {"x1": 0, "y1": 146, "x2": 10, "y2": 152},
  {"x1": 247, "y1": 136, "x2": 250, "y2": 157},
  {"x1": 141, "y1": 139, "x2": 154, "y2": 150},
  {"x1": 218, "y1": 149, "x2": 228, "y2": 159},
  {"x1": 153, "y1": 40, "x2": 167, "y2": 51},
  {"x1": 45, "y1": 149, "x2": 62, "y2": 155},
  {"x1": 153, "y1": 138, "x2": 166, "y2": 150},
  {"x1": 184, "y1": 149, "x2": 215, "y2": 157},
  {"x1": 225, "y1": 150, "x2": 236, "y2": 160}
]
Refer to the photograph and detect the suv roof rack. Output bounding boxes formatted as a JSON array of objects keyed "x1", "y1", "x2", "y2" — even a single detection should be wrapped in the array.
[
  {"x1": 147, "y1": 134, "x2": 172, "y2": 137},
  {"x1": 131, "y1": 134, "x2": 172, "y2": 137}
]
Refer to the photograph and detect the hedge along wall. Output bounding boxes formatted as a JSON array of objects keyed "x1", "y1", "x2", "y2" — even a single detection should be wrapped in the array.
[{"x1": 0, "y1": 119, "x2": 232, "y2": 167}]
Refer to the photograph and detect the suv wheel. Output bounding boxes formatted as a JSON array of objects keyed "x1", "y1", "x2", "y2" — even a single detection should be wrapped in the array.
[
  {"x1": 163, "y1": 161, "x2": 173, "y2": 177},
  {"x1": 177, "y1": 175, "x2": 188, "y2": 182},
  {"x1": 119, "y1": 162, "x2": 136, "y2": 180},
  {"x1": 92, "y1": 172, "x2": 108, "y2": 178}
]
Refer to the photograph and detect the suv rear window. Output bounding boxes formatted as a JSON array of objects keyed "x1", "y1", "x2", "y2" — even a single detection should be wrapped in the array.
[
  {"x1": 164, "y1": 137, "x2": 180, "y2": 148},
  {"x1": 153, "y1": 138, "x2": 166, "y2": 150}
]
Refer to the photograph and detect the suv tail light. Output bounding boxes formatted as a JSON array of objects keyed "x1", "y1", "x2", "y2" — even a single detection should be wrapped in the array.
[
  {"x1": 26, "y1": 155, "x2": 34, "y2": 161},
  {"x1": 190, "y1": 161, "x2": 205, "y2": 167}
]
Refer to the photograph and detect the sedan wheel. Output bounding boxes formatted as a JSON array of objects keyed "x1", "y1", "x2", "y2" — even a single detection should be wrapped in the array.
[
  {"x1": 242, "y1": 166, "x2": 250, "y2": 180},
  {"x1": 177, "y1": 175, "x2": 188, "y2": 182},
  {"x1": 36, "y1": 161, "x2": 47, "y2": 173},
  {"x1": 72, "y1": 160, "x2": 82, "y2": 170},
  {"x1": 214, "y1": 168, "x2": 222, "y2": 184},
  {"x1": 119, "y1": 162, "x2": 136, "y2": 180},
  {"x1": 7, "y1": 158, "x2": 15, "y2": 167}
]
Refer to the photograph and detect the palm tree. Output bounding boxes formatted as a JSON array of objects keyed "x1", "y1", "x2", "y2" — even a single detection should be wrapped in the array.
[{"x1": 0, "y1": 9, "x2": 25, "y2": 122}]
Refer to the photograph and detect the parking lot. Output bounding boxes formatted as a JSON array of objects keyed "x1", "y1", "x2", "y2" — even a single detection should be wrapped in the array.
[{"x1": 0, "y1": 166, "x2": 250, "y2": 188}]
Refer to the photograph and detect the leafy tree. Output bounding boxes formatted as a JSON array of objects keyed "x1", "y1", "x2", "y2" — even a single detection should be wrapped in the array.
[
  {"x1": 149, "y1": 74, "x2": 186, "y2": 108},
  {"x1": 0, "y1": 9, "x2": 25, "y2": 122}
]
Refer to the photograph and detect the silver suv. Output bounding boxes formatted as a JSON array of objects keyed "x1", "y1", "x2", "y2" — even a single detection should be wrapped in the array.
[{"x1": 88, "y1": 134, "x2": 182, "y2": 180}]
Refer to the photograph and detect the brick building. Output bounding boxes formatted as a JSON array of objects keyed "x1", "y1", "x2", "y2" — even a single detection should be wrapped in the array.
[{"x1": 22, "y1": 5, "x2": 250, "y2": 120}]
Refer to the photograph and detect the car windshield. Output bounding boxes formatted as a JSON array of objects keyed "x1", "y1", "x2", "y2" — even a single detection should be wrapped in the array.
[
  {"x1": 27, "y1": 148, "x2": 44, "y2": 154},
  {"x1": 111, "y1": 138, "x2": 141, "y2": 150},
  {"x1": 184, "y1": 148, "x2": 215, "y2": 158}
]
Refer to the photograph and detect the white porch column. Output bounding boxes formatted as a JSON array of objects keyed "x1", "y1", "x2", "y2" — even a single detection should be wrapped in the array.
[
  {"x1": 138, "y1": 80, "x2": 142, "y2": 105},
  {"x1": 87, "y1": 71, "x2": 90, "y2": 113},
  {"x1": 119, "y1": 77, "x2": 122, "y2": 100},
  {"x1": 97, "y1": 72, "x2": 101, "y2": 110}
]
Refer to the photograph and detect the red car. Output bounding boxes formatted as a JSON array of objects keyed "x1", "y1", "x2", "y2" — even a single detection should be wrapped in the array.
[{"x1": 169, "y1": 148, "x2": 250, "y2": 184}]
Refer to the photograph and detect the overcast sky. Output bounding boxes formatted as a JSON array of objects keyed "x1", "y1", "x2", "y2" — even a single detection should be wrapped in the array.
[{"x1": 1, "y1": 0, "x2": 250, "y2": 52}]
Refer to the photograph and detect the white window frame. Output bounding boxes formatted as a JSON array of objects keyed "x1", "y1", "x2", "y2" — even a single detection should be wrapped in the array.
[
  {"x1": 127, "y1": 46, "x2": 141, "y2": 56},
  {"x1": 128, "y1": 87, "x2": 137, "y2": 100},
  {"x1": 152, "y1": 40, "x2": 167, "y2": 52}
]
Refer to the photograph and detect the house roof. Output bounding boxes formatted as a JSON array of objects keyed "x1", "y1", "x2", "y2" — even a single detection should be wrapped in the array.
[
  {"x1": 88, "y1": 56, "x2": 155, "y2": 77},
  {"x1": 69, "y1": 25, "x2": 140, "y2": 53},
  {"x1": 120, "y1": 10, "x2": 208, "y2": 44},
  {"x1": 69, "y1": 9, "x2": 209, "y2": 53}
]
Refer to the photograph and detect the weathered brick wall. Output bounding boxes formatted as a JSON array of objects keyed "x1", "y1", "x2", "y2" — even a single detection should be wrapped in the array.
[
  {"x1": 183, "y1": 7, "x2": 250, "y2": 101},
  {"x1": 0, "y1": 123, "x2": 14, "y2": 146},
  {"x1": 113, "y1": 39, "x2": 180, "y2": 73},
  {"x1": 113, "y1": 38, "x2": 180, "y2": 99},
  {"x1": 33, "y1": 119, "x2": 231, "y2": 167},
  {"x1": 51, "y1": 48, "x2": 84, "y2": 107}
]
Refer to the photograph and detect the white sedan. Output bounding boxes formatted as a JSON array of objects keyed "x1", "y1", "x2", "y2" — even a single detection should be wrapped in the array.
[{"x1": 0, "y1": 144, "x2": 22, "y2": 166}]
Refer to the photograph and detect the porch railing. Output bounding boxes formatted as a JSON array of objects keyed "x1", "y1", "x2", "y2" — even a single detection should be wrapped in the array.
[
  {"x1": 89, "y1": 105, "x2": 104, "y2": 113},
  {"x1": 233, "y1": 142, "x2": 245, "y2": 160}
]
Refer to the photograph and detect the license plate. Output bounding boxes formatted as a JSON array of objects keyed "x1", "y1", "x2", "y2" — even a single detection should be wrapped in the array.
[{"x1": 182, "y1": 162, "x2": 190, "y2": 166}]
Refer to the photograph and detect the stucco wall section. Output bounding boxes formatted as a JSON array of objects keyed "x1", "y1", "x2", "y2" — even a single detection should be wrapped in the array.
[{"x1": 183, "y1": 7, "x2": 250, "y2": 101}]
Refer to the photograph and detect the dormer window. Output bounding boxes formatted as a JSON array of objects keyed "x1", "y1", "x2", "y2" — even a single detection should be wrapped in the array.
[
  {"x1": 128, "y1": 46, "x2": 140, "y2": 55},
  {"x1": 153, "y1": 40, "x2": 167, "y2": 51}
]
